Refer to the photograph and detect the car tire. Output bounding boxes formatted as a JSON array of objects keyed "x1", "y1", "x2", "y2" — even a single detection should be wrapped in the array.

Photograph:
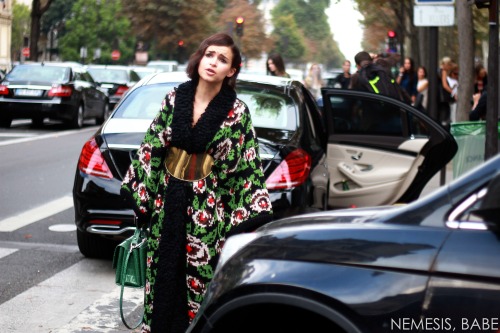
[
  {"x1": 96, "y1": 102, "x2": 110, "y2": 125},
  {"x1": 67, "y1": 104, "x2": 84, "y2": 129},
  {"x1": 0, "y1": 117, "x2": 12, "y2": 128},
  {"x1": 76, "y1": 229, "x2": 116, "y2": 259}
]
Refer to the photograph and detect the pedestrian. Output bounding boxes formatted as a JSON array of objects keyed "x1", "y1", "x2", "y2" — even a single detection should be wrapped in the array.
[
  {"x1": 415, "y1": 66, "x2": 429, "y2": 112},
  {"x1": 437, "y1": 56, "x2": 454, "y2": 128},
  {"x1": 396, "y1": 57, "x2": 418, "y2": 105},
  {"x1": 447, "y1": 63, "x2": 459, "y2": 123},
  {"x1": 333, "y1": 59, "x2": 351, "y2": 89},
  {"x1": 266, "y1": 53, "x2": 290, "y2": 78},
  {"x1": 469, "y1": 91, "x2": 487, "y2": 121},
  {"x1": 474, "y1": 63, "x2": 488, "y2": 94},
  {"x1": 121, "y1": 32, "x2": 274, "y2": 333},
  {"x1": 349, "y1": 51, "x2": 373, "y2": 90},
  {"x1": 304, "y1": 63, "x2": 324, "y2": 100}
]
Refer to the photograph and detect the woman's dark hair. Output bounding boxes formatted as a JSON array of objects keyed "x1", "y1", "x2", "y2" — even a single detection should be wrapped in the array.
[
  {"x1": 186, "y1": 33, "x2": 241, "y2": 89},
  {"x1": 266, "y1": 53, "x2": 287, "y2": 76}
]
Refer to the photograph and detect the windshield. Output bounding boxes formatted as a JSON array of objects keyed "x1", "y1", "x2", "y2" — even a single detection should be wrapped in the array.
[
  {"x1": 7, "y1": 65, "x2": 70, "y2": 83},
  {"x1": 114, "y1": 83, "x2": 298, "y2": 131},
  {"x1": 88, "y1": 68, "x2": 129, "y2": 83}
]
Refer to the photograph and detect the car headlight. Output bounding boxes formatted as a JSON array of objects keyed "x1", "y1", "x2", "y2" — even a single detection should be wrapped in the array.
[{"x1": 215, "y1": 232, "x2": 260, "y2": 275}]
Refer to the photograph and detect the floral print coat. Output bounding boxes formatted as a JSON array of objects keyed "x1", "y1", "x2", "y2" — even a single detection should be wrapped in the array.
[{"x1": 121, "y1": 81, "x2": 273, "y2": 333}]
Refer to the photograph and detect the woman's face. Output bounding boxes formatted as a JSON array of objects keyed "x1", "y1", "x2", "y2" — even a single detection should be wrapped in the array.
[
  {"x1": 418, "y1": 68, "x2": 426, "y2": 78},
  {"x1": 267, "y1": 59, "x2": 277, "y2": 72},
  {"x1": 198, "y1": 45, "x2": 236, "y2": 84},
  {"x1": 404, "y1": 58, "x2": 412, "y2": 70}
]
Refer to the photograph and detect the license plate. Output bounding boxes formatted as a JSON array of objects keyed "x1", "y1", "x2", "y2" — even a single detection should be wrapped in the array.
[{"x1": 15, "y1": 89, "x2": 43, "y2": 97}]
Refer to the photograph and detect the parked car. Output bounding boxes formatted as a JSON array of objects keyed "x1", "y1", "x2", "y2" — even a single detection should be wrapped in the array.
[
  {"x1": 0, "y1": 62, "x2": 108, "y2": 128},
  {"x1": 86, "y1": 64, "x2": 141, "y2": 110},
  {"x1": 146, "y1": 60, "x2": 179, "y2": 72},
  {"x1": 186, "y1": 154, "x2": 500, "y2": 333},
  {"x1": 130, "y1": 66, "x2": 160, "y2": 79},
  {"x1": 72, "y1": 72, "x2": 455, "y2": 257}
]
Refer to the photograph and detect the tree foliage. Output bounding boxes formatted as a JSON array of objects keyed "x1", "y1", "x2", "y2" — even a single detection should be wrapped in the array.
[
  {"x1": 11, "y1": 1, "x2": 31, "y2": 61},
  {"x1": 270, "y1": 0, "x2": 343, "y2": 68},
  {"x1": 216, "y1": 0, "x2": 269, "y2": 59},
  {"x1": 121, "y1": 0, "x2": 217, "y2": 60},
  {"x1": 59, "y1": 0, "x2": 135, "y2": 64}
]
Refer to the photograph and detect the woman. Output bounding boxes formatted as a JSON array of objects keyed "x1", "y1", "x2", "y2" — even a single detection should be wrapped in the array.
[
  {"x1": 121, "y1": 33, "x2": 273, "y2": 333},
  {"x1": 304, "y1": 63, "x2": 324, "y2": 100},
  {"x1": 396, "y1": 57, "x2": 418, "y2": 104},
  {"x1": 266, "y1": 53, "x2": 290, "y2": 78},
  {"x1": 416, "y1": 66, "x2": 429, "y2": 112}
]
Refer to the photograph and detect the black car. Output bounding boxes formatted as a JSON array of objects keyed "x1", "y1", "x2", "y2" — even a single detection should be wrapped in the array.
[
  {"x1": 0, "y1": 62, "x2": 108, "y2": 128},
  {"x1": 86, "y1": 65, "x2": 141, "y2": 110},
  {"x1": 186, "y1": 154, "x2": 500, "y2": 333},
  {"x1": 72, "y1": 72, "x2": 455, "y2": 258}
]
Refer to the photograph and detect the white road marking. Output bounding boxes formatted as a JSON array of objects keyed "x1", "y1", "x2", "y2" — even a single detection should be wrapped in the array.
[
  {"x1": 0, "y1": 196, "x2": 74, "y2": 232},
  {"x1": 0, "y1": 247, "x2": 18, "y2": 259},
  {"x1": 0, "y1": 126, "x2": 97, "y2": 147},
  {"x1": 0, "y1": 258, "x2": 143, "y2": 332},
  {"x1": 48, "y1": 224, "x2": 77, "y2": 232}
]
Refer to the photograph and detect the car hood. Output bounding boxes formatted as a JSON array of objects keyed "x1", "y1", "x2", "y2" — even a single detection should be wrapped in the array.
[{"x1": 257, "y1": 205, "x2": 402, "y2": 232}]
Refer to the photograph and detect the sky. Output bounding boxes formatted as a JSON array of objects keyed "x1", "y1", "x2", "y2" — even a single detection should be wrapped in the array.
[{"x1": 325, "y1": 0, "x2": 364, "y2": 67}]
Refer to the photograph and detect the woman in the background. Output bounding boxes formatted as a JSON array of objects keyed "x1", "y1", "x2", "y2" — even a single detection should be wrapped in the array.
[
  {"x1": 266, "y1": 53, "x2": 290, "y2": 78},
  {"x1": 304, "y1": 63, "x2": 324, "y2": 100},
  {"x1": 415, "y1": 66, "x2": 429, "y2": 112}
]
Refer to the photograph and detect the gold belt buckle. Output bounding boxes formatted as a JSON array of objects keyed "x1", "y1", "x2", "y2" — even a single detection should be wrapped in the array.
[{"x1": 164, "y1": 147, "x2": 214, "y2": 181}]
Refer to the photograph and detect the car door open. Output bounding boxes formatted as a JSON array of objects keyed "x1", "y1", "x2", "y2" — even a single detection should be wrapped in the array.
[{"x1": 318, "y1": 89, "x2": 457, "y2": 209}]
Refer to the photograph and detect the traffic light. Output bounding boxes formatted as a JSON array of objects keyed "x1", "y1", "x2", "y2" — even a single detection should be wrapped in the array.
[
  {"x1": 387, "y1": 30, "x2": 397, "y2": 53},
  {"x1": 235, "y1": 16, "x2": 244, "y2": 37}
]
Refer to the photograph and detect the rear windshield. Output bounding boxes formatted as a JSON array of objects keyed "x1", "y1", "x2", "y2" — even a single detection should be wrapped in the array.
[
  {"x1": 114, "y1": 83, "x2": 297, "y2": 131},
  {"x1": 88, "y1": 68, "x2": 129, "y2": 83},
  {"x1": 7, "y1": 65, "x2": 70, "y2": 83}
]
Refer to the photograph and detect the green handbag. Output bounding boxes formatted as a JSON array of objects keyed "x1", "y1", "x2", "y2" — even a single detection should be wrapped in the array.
[{"x1": 112, "y1": 227, "x2": 147, "y2": 329}]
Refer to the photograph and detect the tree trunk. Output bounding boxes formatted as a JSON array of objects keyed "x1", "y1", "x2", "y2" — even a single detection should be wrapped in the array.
[
  {"x1": 456, "y1": 1, "x2": 475, "y2": 122},
  {"x1": 29, "y1": 0, "x2": 53, "y2": 62}
]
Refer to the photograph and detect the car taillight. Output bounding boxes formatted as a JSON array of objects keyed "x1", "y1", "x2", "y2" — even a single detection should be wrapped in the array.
[
  {"x1": 48, "y1": 85, "x2": 73, "y2": 97},
  {"x1": 0, "y1": 84, "x2": 9, "y2": 95},
  {"x1": 266, "y1": 148, "x2": 311, "y2": 190},
  {"x1": 78, "y1": 138, "x2": 113, "y2": 179},
  {"x1": 114, "y1": 85, "x2": 129, "y2": 96}
]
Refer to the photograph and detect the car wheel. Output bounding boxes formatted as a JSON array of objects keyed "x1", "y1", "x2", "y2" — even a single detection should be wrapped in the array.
[
  {"x1": 67, "y1": 104, "x2": 84, "y2": 129},
  {"x1": 0, "y1": 117, "x2": 12, "y2": 128},
  {"x1": 76, "y1": 229, "x2": 116, "y2": 259},
  {"x1": 96, "y1": 102, "x2": 110, "y2": 125}
]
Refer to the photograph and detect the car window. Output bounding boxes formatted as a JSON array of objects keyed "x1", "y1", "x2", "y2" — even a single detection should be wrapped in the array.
[
  {"x1": 7, "y1": 66, "x2": 69, "y2": 83},
  {"x1": 88, "y1": 68, "x2": 128, "y2": 83},
  {"x1": 236, "y1": 87, "x2": 297, "y2": 131},
  {"x1": 113, "y1": 84, "x2": 179, "y2": 119},
  {"x1": 327, "y1": 95, "x2": 430, "y2": 138}
]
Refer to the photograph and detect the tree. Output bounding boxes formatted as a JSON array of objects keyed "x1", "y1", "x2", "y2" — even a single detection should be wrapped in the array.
[
  {"x1": 59, "y1": 0, "x2": 135, "y2": 64},
  {"x1": 217, "y1": 0, "x2": 270, "y2": 59},
  {"x1": 270, "y1": 14, "x2": 306, "y2": 62},
  {"x1": 30, "y1": 0, "x2": 54, "y2": 61},
  {"x1": 456, "y1": 1, "x2": 474, "y2": 122},
  {"x1": 121, "y1": 0, "x2": 217, "y2": 61},
  {"x1": 11, "y1": 1, "x2": 31, "y2": 61}
]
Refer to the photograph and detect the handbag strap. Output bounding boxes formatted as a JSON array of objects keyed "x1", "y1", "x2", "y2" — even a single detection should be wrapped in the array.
[{"x1": 119, "y1": 231, "x2": 146, "y2": 330}]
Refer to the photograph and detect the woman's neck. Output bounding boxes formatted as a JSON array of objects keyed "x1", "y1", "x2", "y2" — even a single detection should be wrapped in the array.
[{"x1": 195, "y1": 79, "x2": 222, "y2": 103}]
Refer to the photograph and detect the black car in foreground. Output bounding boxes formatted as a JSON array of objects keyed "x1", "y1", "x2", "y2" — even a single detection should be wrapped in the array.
[
  {"x1": 186, "y1": 153, "x2": 500, "y2": 333},
  {"x1": 0, "y1": 62, "x2": 108, "y2": 128},
  {"x1": 73, "y1": 72, "x2": 455, "y2": 258}
]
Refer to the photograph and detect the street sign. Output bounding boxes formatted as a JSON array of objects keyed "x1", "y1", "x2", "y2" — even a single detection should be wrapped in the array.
[
  {"x1": 22, "y1": 47, "x2": 30, "y2": 58},
  {"x1": 414, "y1": 5, "x2": 455, "y2": 26},
  {"x1": 415, "y1": 0, "x2": 455, "y2": 4},
  {"x1": 111, "y1": 50, "x2": 121, "y2": 61}
]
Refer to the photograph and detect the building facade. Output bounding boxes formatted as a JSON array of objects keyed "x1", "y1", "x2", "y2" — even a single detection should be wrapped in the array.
[{"x1": 0, "y1": 0, "x2": 12, "y2": 71}]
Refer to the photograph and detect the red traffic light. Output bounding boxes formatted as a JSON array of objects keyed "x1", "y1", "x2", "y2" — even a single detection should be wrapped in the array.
[
  {"x1": 178, "y1": 40, "x2": 184, "y2": 47},
  {"x1": 387, "y1": 30, "x2": 396, "y2": 38},
  {"x1": 236, "y1": 16, "x2": 245, "y2": 24}
]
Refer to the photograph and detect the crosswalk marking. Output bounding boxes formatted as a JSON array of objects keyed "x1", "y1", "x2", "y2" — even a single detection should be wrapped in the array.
[
  {"x1": 0, "y1": 196, "x2": 73, "y2": 232},
  {"x1": 0, "y1": 247, "x2": 17, "y2": 259}
]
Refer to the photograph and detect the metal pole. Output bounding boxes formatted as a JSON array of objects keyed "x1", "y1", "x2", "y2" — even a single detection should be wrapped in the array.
[
  {"x1": 428, "y1": 27, "x2": 439, "y2": 122},
  {"x1": 485, "y1": 0, "x2": 499, "y2": 159}
]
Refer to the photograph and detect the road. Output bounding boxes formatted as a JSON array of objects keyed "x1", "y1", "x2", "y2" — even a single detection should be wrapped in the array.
[{"x1": 0, "y1": 120, "x2": 143, "y2": 333}]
